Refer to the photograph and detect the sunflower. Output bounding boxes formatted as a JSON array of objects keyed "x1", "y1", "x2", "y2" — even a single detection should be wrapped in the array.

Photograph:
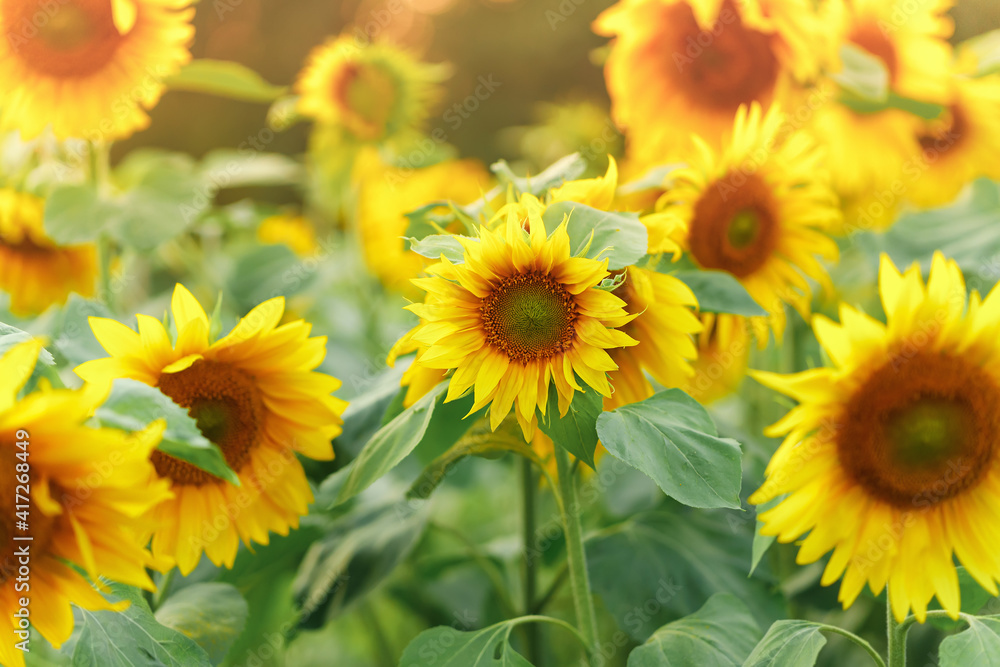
[
  {"x1": 1, "y1": 339, "x2": 170, "y2": 667},
  {"x1": 683, "y1": 313, "x2": 750, "y2": 404},
  {"x1": 0, "y1": 0, "x2": 195, "y2": 141},
  {"x1": 904, "y1": 70, "x2": 1000, "y2": 209},
  {"x1": 648, "y1": 103, "x2": 840, "y2": 344},
  {"x1": 751, "y1": 253, "x2": 1000, "y2": 622},
  {"x1": 0, "y1": 188, "x2": 97, "y2": 316},
  {"x1": 357, "y1": 158, "x2": 491, "y2": 294},
  {"x1": 397, "y1": 209, "x2": 638, "y2": 440},
  {"x1": 606, "y1": 267, "x2": 701, "y2": 408},
  {"x1": 295, "y1": 34, "x2": 448, "y2": 145},
  {"x1": 257, "y1": 213, "x2": 319, "y2": 258},
  {"x1": 593, "y1": 0, "x2": 821, "y2": 166},
  {"x1": 76, "y1": 285, "x2": 348, "y2": 575}
]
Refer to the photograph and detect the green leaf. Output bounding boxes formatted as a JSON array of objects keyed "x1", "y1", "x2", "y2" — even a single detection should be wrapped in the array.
[
  {"x1": 292, "y1": 499, "x2": 427, "y2": 628},
  {"x1": 596, "y1": 389, "x2": 743, "y2": 509},
  {"x1": 750, "y1": 497, "x2": 781, "y2": 576},
  {"x1": 939, "y1": 617, "x2": 1000, "y2": 667},
  {"x1": 165, "y1": 59, "x2": 287, "y2": 102},
  {"x1": 742, "y1": 620, "x2": 826, "y2": 667},
  {"x1": 832, "y1": 43, "x2": 889, "y2": 102},
  {"x1": 96, "y1": 378, "x2": 239, "y2": 485},
  {"x1": 154, "y1": 583, "x2": 249, "y2": 665},
  {"x1": 962, "y1": 28, "x2": 1000, "y2": 76},
  {"x1": 407, "y1": 234, "x2": 470, "y2": 263},
  {"x1": 226, "y1": 244, "x2": 307, "y2": 310},
  {"x1": 542, "y1": 201, "x2": 648, "y2": 270},
  {"x1": 672, "y1": 270, "x2": 766, "y2": 317},
  {"x1": 200, "y1": 150, "x2": 303, "y2": 189},
  {"x1": 628, "y1": 593, "x2": 761, "y2": 667},
  {"x1": 587, "y1": 510, "x2": 784, "y2": 641},
  {"x1": 335, "y1": 382, "x2": 449, "y2": 504},
  {"x1": 50, "y1": 297, "x2": 113, "y2": 368},
  {"x1": 491, "y1": 153, "x2": 587, "y2": 196},
  {"x1": 43, "y1": 184, "x2": 115, "y2": 245},
  {"x1": 398, "y1": 620, "x2": 534, "y2": 667},
  {"x1": 538, "y1": 381, "x2": 602, "y2": 469},
  {"x1": 70, "y1": 583, "x2": 212, "y2": 667}
]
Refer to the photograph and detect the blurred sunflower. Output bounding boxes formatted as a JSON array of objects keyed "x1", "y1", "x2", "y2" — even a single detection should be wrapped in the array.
[
  {"x1": 76, "y1": 285, "x2": 348, "y2": 575},
  {"x1": 257, "y1": 213, "x2": 318, "y2": 257},
  {"x1": 295, "y1": 34, "x2": 448, "y2": 146},
  {"x1": 683, "y1": 313, "x2": 750, "y2": 404},
  {"x1": 1, "y1": 339, "x2": 170, "y2": 667},
  {"x1": 752, "y1": 253, "x2": 1000, "y2": 622},
  {"x1": 594, "y1": 0, "x2": 820, "y2": 165},
  {"x1": 0, "y1": 0, "x2": 195, "y2": 141},
  {"x1": 394, "y1": 209, "x2": 637, "y2": 439},
  {"x1": 357, "y1": 158, "x2": 491, "y2": 294},
  {"x1": 648, "y1": 103, "x2": 840, "y2": 344},
  {"x1": 905, "y1": 70, "x2": 1000, "y2": 209},
  {"x1": 0, "y1": 188, "x2": 97, "y2": 316}
]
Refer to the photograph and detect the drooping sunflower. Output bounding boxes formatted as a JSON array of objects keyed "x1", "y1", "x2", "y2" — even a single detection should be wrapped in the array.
[
  {"x1": 357, "y1": 157, "x2": 491, "y2": 294},
  {"x1": 683, "y1": 313, "x2": 750, "y2": 404},
  {"x1": 0, "y1": 188, "x2": 97, "y2": 316},
  {"x1": 76, "y1": 285, "x2": 348, "y2": 575},
  {"x1": 606, "y1": 267, "x2": 701, "y2": 408},
  {"x1": 295, "y1": 34, "x2": 448, "y2": 145},
  {"x1": 648, "y1": 103, "x2": 841, "y2": 344},
  {"x1": 0, "y1": 0, "x2": 195, "y2": 141},
  {"x1": 593, "y1": 0, "x2": 821, "y2": 165},
  {"x1": 396, "y1": 211, "x2": 638, "y2": 439},
  {"x1": 752, "y1": 253, "x2": 1000, "y2": 622},
  {"x1": 905, "y1": 70, "x2": 1000, "y2": 209},
  {"x1": 1, "y1": 339, "x2": 170, "y2": 667}
]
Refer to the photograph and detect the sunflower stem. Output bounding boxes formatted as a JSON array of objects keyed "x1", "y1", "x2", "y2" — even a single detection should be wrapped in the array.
[
  {"x1": 553, "y1": 443, "x2": 598, "y2": 662},
  {"x1": 151, "y1": 568, "x2": 176, "y2": 611},
  {"x1": 886, "y1": 595, "x2": 907, "y2": 667},
  {"x1": 521, "y1": 456, "x2": 542, "y2": 664}
]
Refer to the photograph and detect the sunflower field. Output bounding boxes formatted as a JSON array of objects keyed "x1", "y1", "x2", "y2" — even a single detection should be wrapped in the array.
[{"x1": 4, "y1": 0, "x2": 1000, "y2": 666}]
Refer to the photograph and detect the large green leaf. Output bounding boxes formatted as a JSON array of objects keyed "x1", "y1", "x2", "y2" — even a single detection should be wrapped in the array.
[
  {"x1": 165, "y1": 59, "x2": 287, "y2": 102},
  {"x1": 96, "y1": 378, "x2": 239, "y2": 485},
  {"x1": 199, "y1": 150, "x2": 303, "y2": 189},
  {"x1": 537, "y1": 381, "x2": 602, "y2": 469},
  {"x1": 587, "y1": 510, "x2": 783, "y2": 641},
  {"x1": 398, "y1": 620, "x2": 534, "y2": 667},
  {"x1": 69, "y1": 584, "x2": 212, "y2": 667},
  {"x1": 939, "y1": 617, "x2": 1000, "y2": 667},
  {"x1": 542, "y1": 201, "x2": 648, "y2": 270},
  {"x1": 154, "y1": 583, "x2": 248, "y2": 665},
  {"x1": 628, "y1": 594, "x2": 761, "y2": 667},
  {"x1": 596, "y1": 389, "x2": 743, "y2": 509},
  {"x1": 742, "y1": 621, "x2": 827, "y2": 667},
  {"x1": 407, "y1": 234, "x2": 470, "y2": 263},
  {"x1": 50, "y1": 297, "x2": 112, "y2": 368},
  {"x1": 226, "y1": 244, "x2": 308, "y2": 310},
  {"x1": 336, "y1": 382, "x2": 456, "y2": 504},
  {"x1": 491, "y1": 153, "x2": 587, "y2": 196},
  {"x1": 43, "y1": 184, "x2": 116, "y2": 245},
  {"x1": 672, "y1": 270, "x2": 766, "y2": 317}
]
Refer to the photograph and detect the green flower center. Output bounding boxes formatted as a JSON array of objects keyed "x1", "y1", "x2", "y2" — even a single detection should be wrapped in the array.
[{"x1": 726, "y1": 209, "x2": 760, "y2": 249}]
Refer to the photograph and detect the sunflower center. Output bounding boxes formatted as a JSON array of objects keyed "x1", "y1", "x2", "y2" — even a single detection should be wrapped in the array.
[
  {"x1": 918, "y1": 104, "x2": 968, "y2": 158},
  {"x1": 0, "y1": 439, "x2": 59, "y2": 585},
  {"x1": 153, "y1": 359, "x2": 264, "y2": 487},
  {"x1": 670, "y1": 0, "x2": 780, "y2": 110},
  {"x1": 849, "y1": 23, "x2": 899, "y2": 84},
  {"x1": 334, "y1": 62, "x2": 398, "y2": 141},
  {"x1": 837, "y1": 351, "x2": 1000, "y2": 508},
  {"x1": 481, "y1": 272, "x2": 578, "y2": 364},
  {"x1": 8, "y1": 0, "x2": 125, "y2": 78},
  {"x1": 688, "y1": 173, "x2": 779, "y2": 278}
]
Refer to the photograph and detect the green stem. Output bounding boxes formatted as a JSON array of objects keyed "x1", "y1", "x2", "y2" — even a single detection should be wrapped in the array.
[
  {"x1": 97, "y1": 235, "x2": 114, "y2": 308},
  {"x1": 521, "y1": 457, "x2": 541, "y2": 665},
  {"x1": 887, "y1": 596, "x2": 907, "y2": 667},
  {"x1": 360, "y1": 601, "x2": 395, "y2": 667},
  {"x1": 553, "y1": 445, "x2": 598, "y2": 661},
  {"x1": 510, "y1": 615, "x2": 591, "y2": 652},
  {"x1": 151, "y1": 568, "x2": 176, "y2": 611},
  {"x1": 811, "y1": 624, "x2": 885, "y2": 667}
]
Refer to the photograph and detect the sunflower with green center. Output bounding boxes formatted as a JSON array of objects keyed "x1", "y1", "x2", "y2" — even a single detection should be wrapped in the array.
[
  {"x1": 76, "y1": 285, "x2": 348, "y2": 574},
  {"x1": 0, "y1": 188, "x2": 97, "y2": 316},
  {"x1": 752, "y1": 253, "x2": 1000, "y2": 622},
  {"x1": 647, "y1": 102, "x2": 840, "y2": 344},
  {"x1": 1, "y1": 339, "x2": 170, "y2": 667},
  {"x1": 394, "y1": 209, "x2": 638, "y2": 439},
  {"x1": 0, "y1": 0, "x2": 195, "y2": 141},
  {"x1": 295, "y1": 34, "x2": 448, "y2": 145},
  {"x1": 593, "y1": 0, "x2": 821, "y2": 166}
]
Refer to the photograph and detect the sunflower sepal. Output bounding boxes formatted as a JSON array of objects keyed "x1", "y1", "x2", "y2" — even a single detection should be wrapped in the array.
[{"x1": 94, "y1": 378, "x2": 240, "y2": 486}]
